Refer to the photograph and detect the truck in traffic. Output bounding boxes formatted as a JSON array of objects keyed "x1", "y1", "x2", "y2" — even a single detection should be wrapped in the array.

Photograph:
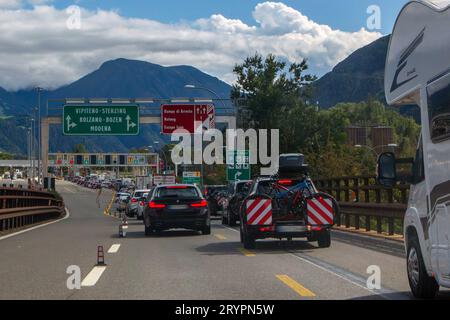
[{"x1": 378, "y1": 0, "x2": 450, "y2": 298}]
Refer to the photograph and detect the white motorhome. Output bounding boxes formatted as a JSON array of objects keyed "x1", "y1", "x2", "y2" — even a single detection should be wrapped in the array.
[{"x1": 379, "y1": 0, "x2": 450, "y2": 298}]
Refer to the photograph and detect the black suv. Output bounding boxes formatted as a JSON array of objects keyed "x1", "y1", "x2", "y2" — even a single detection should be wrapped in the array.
[{"x1": 143, "y1": 184, "x2": 211, "y2": 236}]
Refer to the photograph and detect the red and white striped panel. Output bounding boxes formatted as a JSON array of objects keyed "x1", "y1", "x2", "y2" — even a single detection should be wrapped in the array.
[
  {"x1": 246, "y1": 198, "x2": 272, "y2": 226},
  {"x1": 307, "y1": 197, "x2": 334, "y2": 226}
]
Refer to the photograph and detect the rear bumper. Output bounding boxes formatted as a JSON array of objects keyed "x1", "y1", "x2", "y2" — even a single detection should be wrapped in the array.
[
  {"x1": 247, "y1": 225, "x2": 328, "y2": 240},
  {"x1": 147, "y1": 217, "x2": 208, "y2": 230}
]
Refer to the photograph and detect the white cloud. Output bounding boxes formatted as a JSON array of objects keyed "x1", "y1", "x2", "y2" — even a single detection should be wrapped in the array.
[
  {"x1": 0, "y1": 0, "x2": 21, "y2": 9},
  {"x1": 0, "y1": 2, "x2": 382, "y2": 91},
  {"x1": 0, "y1": 0, "x2": 52, "y2": 8}
]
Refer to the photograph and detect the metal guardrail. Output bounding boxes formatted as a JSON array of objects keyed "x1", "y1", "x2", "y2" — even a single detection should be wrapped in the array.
[
  {"x1": 315, "y1": 176, "x2": 410, "y2": 236},
  {"x1": 0, "y1": 187, "x2": 64, "y2": 233}
]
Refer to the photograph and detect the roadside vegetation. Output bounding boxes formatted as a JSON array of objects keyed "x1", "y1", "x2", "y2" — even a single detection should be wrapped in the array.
[{"x1": 231, "y1": 53, "x2": 420, "y2": 180}]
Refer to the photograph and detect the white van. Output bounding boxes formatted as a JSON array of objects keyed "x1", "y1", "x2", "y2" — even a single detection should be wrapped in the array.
[{"x1": 378, "y1": 0, "x2": 450, "y2": 298}]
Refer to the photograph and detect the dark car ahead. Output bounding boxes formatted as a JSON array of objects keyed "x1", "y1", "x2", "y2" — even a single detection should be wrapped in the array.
[
  {"x1": 143, "y1": 184, "x2": 210, "y2": 236},
  {"x1": 222, "y1": 180, "x2": 252, "y2": 226},
  {"x1": 204, "y1": 185, "x2": 228, "y2": 216}
]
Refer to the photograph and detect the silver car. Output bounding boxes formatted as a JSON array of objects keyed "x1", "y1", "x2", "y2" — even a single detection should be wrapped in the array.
[
  {"x1": 136, "y1": 191, "x2": 152, "y2": 221},
  {"x1": 126, "y1": 189, "x2": 151, "y2": 218}
]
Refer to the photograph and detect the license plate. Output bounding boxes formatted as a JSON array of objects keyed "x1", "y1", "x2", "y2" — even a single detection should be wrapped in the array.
[
  {"x1": 169, "y1": 205, "x2": 188, "y2": 210},
  {"x1": 276, "y1": 225, "x2": 306, "y2": 233}
]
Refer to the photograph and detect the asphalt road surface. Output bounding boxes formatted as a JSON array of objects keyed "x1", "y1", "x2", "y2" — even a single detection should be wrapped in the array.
[{"x1": 1, "y1": 180, "x2": 449, "y2": 300}]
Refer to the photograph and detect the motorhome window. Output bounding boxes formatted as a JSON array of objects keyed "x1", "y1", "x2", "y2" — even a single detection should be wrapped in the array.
[{"x1": 427, "y1": 73, "x2": 450, "y2": 142}]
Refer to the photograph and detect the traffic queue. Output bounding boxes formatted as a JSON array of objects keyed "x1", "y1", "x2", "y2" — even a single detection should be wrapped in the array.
[{"x1": 68, "y1": 153, "x2": 339, "y2": 250}]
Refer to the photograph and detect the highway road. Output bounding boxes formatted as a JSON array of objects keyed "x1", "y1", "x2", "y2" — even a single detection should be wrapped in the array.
[{"x1": 1, "y1": 180, "x2": 449, "y2": 300}]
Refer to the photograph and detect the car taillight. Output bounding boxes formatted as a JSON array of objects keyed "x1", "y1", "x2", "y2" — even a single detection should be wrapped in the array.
[
  {"x1": 148, "y1": 201, "x2": 166, "y2": 209},
  {"x1": 260, "y1": 226, "x2": 275, "y2": 232},
  {"x1": 131, "y1": 198, "x2": 138, "y2": 203},
  {"x1": 139, "y1": 201, "x2": 144, "y2": 206},
  {"x1": 190, "y1": 199, "x2": 208, "y2": 208}
]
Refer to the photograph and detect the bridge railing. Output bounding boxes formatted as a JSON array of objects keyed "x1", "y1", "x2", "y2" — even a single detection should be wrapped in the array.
[
  {"x1": 0, "y1": 187, "x2": 65, "y2": 233},
  {"x1": 315, "y1": 176, "x2": 410, "y2": 236}
]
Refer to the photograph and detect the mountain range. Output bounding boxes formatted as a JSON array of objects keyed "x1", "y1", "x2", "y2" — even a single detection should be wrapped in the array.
[
  {"x1": 312, "y1": 35, "x2": 390, "y2": 108},
  {"x1": 0, "y1": 59, "x2": 231, "y2": 155}
]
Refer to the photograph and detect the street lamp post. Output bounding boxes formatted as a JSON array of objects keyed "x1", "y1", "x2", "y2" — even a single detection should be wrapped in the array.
[
  {"x1": 35, "y1": 87, "x2": 43, "y2": 186},
  {"x1": 30, "y1": 114, "x2": 36, "y2": 185},
  {"x1": 184, "y1": 84, "x2": 227, "y2": 108}
]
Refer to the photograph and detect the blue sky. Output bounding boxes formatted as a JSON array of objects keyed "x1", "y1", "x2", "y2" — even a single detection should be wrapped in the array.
[
  {"x1": 0, "y1": 1, "x2": 408, "y2": 90},
  {"x1": 51, "y1": 0, "x2": 408, "y2": 34}
]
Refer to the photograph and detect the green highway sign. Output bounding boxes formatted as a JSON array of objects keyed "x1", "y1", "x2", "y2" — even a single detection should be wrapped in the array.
[
  {"x1": 227, "y1": 150, "x2": 251, "y2": 181},
  {"x1": 63, "y1": 105, "x2": 139, "y2": 136},
  {"x1": 182, "y1": 171, "x2": 201, "y2": 185}
]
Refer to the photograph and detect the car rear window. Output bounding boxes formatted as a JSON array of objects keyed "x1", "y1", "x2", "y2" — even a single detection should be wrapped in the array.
[
  {"x1": 236, "y1": 182, "x2": 249, "y2": 193},
  {"x1": 155, "y1": 187, "x2": 200, "y2": 199},
  {"x1": 134, "y1": 192, "x2": 145, "y2": 198}
]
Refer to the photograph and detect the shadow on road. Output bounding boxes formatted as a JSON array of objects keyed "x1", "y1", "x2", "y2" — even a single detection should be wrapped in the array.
[
  {"x1": 350, "y1": 288, "x2": 450, "y2": 300},
  {"x1": 111, "y1": 229, "x2": 202, "y2": 239},
  {"x1": 196, "y1": 239, "x2": 319, "y2": 256},
  {"x1": 349, "y1": 291, "x2": 412, "y2": 300}
]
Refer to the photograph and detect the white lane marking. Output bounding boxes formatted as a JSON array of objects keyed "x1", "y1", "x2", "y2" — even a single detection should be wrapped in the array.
[
  {"x1": 0, "y1": 208, "x2": 70, "y2": 241},
  {"x1": 222, "y1": 225, "x2": 239, "y2": 233},
  {"x1": 63, "y1": 187, "x2": 75, "y2": 194},
  {"x1": 108, "y1": 244, "x2": 121, "y2": 253},
  {"x1": 81, "y1": 266, "x2": 107, "y2": 287}
]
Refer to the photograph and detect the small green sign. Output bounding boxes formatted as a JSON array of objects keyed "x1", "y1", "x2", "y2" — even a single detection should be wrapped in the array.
[
  {"x1": 182, "y1": 171, "x2": 201, "y2": 185},
  {"x1": 63, "y1": 105, "x2": 139, "y2": 136},
  {"x1": 227, "y1": 150, "x2": 251, "y2": 181}
]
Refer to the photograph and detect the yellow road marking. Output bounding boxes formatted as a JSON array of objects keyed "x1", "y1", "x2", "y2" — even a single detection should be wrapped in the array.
[
  {"x1": 276, "y1": 275, "x2": 316, "y2": 297},
  {"x1": 239, "y1": 248, "x2": 256, "y2": 257},
  {"x1": 214, "y1": 234, "x2": 227, "y2": 240},
  {"x1": 104, "y1": 191, "x2": 116, "y2": 216}
]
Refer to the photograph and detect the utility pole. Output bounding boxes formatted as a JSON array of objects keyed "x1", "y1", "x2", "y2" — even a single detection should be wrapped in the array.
[
  {"x1": 31, "y1": 113, "x2": 36, "y2": 186},
  {"x1": 36, "y1": 87, "x2": 43, "y2": 186}
]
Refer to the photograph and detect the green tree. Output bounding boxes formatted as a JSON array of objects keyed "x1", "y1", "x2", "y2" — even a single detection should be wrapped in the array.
[
  {"x1": 72, "y1": 143, "x2": 87, "y2": 153},
  {"x1": 0, "y1": 152, "x2": 13, "y2": 160},
  {"x1": 232, "y1": 53, "x2": 316, "y2": 130}
]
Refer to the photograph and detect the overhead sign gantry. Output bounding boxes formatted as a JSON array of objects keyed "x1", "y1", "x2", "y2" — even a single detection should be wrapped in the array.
[{"x1": 41, "y1": 98, "x2": 237, "y2": 179}]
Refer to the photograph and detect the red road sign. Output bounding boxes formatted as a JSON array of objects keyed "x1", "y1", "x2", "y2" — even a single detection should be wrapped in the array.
[{"x1": 161, "y1": 104, "x2": 215, "y2": 134}]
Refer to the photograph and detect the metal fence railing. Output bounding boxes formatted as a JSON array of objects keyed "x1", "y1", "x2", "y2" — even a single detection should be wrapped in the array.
[
  {"x1": 0, "y1": 187, "x2": 64, "y2": 233},
  {"x1": 315, "y1": 176, "x2": 410, "y2": 236}
]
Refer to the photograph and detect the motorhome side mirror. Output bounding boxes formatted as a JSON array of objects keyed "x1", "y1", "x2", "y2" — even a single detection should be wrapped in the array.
[{"x1": 377, "y1": 152, "x2": 397, "y2": 188}]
